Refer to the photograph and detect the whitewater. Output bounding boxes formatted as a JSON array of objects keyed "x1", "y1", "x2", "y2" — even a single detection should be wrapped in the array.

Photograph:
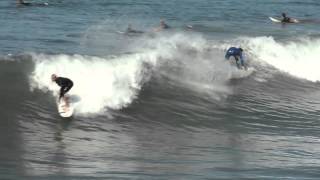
[
  {"x1": 1, "y1": 0, "x2": 320, "y2": 179},
  {"x1": 28, "y1": 34, "x2": 320, "y2": 116}
]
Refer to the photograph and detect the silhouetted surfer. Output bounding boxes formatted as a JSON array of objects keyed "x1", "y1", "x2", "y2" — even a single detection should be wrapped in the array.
[
  {"x1": 281, "y1": 13, "x2": 291, "y2": 23},
  {"x1": 281, "y1": 13, "x2": 299, "y2": 23}
]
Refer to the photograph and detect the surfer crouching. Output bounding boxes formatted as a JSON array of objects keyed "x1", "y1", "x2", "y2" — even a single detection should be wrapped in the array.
[
  {"x1": 51, "y1": 74, "x2": 73, "y2": 101},
  {"x1": 225, "y1": 47, "x2": 247, "y2": 70}
]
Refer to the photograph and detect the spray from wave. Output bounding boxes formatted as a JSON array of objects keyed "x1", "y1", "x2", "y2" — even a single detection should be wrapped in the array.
[
  {"x1": 30, "y1": 53, "x2": 156, "y2": 114},
  {"x1": 235, "y1": 36, "x2": 320, "y2": 82},
  {"x1": 134, "y1": 33, "x2": 243, "y2": 93},
  {"x1": 30, "y1": 32, "x2": 255, "y2": 115}
]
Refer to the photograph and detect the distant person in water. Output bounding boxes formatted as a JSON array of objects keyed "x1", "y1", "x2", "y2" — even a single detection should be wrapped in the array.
[
  {"x1": 126, "y1": 24, "x2": 135, "y2": 33},
  {"x1": 16, "y1": 0, "x2": 48, "y2": 6},
  {"x1": 154, "y1": 19, "x2": 170, "y2": 31},
  {"x1": 17, "y1": 0, "x2": 31, "y2": 6},
  {"x1": 281, "y1": 13, "x2": 297, "y2": 23},
  {"x1": 51, "y1": 74, "x2": 73, "y2": 102},
  {"x1": 225, "y1": 47, "x2": 246, "y2": 70},
  {"x1": 125, "y1": 24, "x2": 144, "y2": 34}
]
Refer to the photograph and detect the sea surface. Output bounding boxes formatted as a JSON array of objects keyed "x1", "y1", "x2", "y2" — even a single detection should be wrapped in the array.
[{"x1": 1, "y1": 0, "x2": 320, "y2": 179}]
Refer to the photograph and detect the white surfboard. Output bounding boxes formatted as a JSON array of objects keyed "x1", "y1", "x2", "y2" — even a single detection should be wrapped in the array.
[
  {"x1": 57, "y1": 96, "x2": 74, "y2": 118},
  {"x1": 269, "y1": 17, "x2": 282, "y2": 23},
  {"x1": 269, "y1": 17, "x2": 299, "y2": 23},
  {"x1": 186, "y1": 25, "x2": 193, "y2": 29},
  {"x1": 117, "y1": 31, "x2": 126, "y2": 34}
]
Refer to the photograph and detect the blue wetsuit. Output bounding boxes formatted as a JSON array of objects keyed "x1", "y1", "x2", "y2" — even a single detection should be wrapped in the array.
[{"x1": 225, "y1": 47, "x2": 244, "y2": 68}]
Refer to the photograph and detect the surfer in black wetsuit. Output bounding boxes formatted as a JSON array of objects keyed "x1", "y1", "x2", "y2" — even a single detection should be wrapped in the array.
[
  {"x1": 281, "y1": 13, "x2": 292, "y2": 23},
  {"x1": 51, "y1": 74, "x2": 73, "y2": 101}
]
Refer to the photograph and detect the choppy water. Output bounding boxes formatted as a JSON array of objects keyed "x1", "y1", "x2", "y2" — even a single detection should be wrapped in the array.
[{"x1": 1, "y1": 0, "x2": 320, "y2": 179}]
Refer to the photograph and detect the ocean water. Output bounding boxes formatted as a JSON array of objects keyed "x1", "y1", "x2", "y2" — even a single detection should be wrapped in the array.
[{"x1": 1, "y1": 0, "x2": 320, "y2": 179}]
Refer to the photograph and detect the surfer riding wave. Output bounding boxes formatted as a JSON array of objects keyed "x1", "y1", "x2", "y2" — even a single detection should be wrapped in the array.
[{"x1": 51, "y1": 74, "x2": 73, "y2": 102}]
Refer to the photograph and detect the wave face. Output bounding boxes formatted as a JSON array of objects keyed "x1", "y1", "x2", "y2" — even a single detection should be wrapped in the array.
[
  {"x1": 3, "y1": 34, "x2": 320, "y2": 117},
  {"x1": 29, "y1": 33, "x2": 254, "y2": 115}
]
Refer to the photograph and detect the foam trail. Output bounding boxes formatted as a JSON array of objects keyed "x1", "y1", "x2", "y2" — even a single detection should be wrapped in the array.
[{"x1": 31, "y1": 53, "x2": 155, "y2": 114}]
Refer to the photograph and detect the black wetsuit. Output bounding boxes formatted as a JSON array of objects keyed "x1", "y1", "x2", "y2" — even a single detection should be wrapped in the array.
[
  {"x1": 19, "y1": 2, "x2": 31, "y2": 6},
  {"x1": 126, "y1": 28, "x2": 143, "y2": 34},
  {"x1": 54, "y1": 77, "x2": 73, "y2": 99},
  {"x1": 282, "y1": 16, "x2": 291, "y2": 23},
  {"x1": 162, "y1": 23, "x2": 170, "y2": 29},
  {"x1": 18, "y1": 1, "x2": 48, "y2": 6},
  {"x1": 18, "y1": 0, "x2": 32, "y2": 6}
]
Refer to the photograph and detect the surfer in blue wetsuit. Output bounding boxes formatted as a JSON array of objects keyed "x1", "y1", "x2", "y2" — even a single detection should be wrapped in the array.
[
  {"x1": 225, "y1": 47, "x2": 246, "y2": 70},
  {"x1": 51, "y1": 74, "x2": 73, "y2": 101}
]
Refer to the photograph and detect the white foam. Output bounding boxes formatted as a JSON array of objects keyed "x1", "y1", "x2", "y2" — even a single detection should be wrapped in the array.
[
  {"x1": 31, "y1": 32, "x2": 251, "y2": 115},
  {"x1": 243, "y1": 36, "x2": 320, "y2": 82},
  {"x1": 31, "y1": 53, "x2": 155, "y2": 114},
  {"x1": 138, "y1": 33, "x2": 235, "y2": 97}
]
